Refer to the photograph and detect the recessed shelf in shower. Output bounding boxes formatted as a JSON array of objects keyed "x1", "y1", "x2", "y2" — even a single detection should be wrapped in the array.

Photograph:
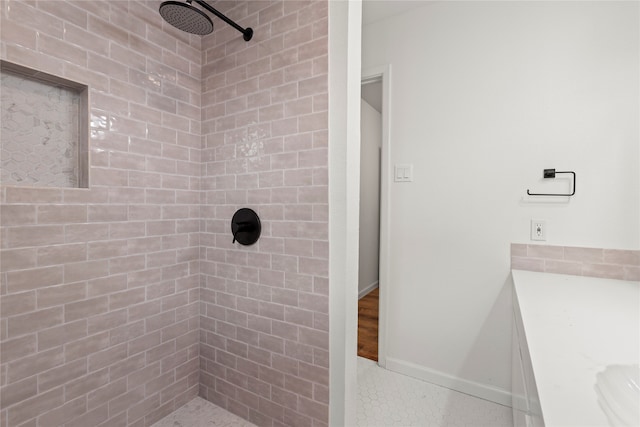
[{"x1": 1, "y1": 60, "x2": 89, "y2": 188}]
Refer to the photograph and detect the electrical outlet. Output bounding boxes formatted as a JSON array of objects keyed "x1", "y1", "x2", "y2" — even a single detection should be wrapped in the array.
[{"x1": 531, "y1": 220, "x2": 546, "y2": 241}]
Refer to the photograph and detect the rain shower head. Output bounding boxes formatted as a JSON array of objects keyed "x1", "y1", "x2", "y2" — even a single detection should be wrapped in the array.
[
  {"x1": 159, "y1": 1, "x2": 213, "y2": 35},
  {"x1": 159, "y1": 0, "x2": 253, "y2": 41}
]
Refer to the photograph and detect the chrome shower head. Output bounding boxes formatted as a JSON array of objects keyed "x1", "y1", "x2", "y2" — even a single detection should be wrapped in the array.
[{"x1": 159, "y1": 1, "x2": 213, "y2": 35}]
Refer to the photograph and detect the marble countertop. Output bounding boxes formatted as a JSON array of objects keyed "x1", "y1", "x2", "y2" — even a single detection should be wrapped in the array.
[{"x1": 512, "y1": 270, "x2": 639, "y2": 426}]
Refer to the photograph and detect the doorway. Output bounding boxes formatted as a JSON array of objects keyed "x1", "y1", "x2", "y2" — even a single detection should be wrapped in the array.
[
  {"x1": 358, "y1": 66, "x2": 390, "y2": 368},
  {"x1": 358, "y1": 78, "x2": 382, "y2": 362}
]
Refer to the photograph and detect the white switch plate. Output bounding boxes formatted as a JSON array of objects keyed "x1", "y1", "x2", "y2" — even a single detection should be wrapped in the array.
[
  {"x1": 531, "y1": 219, "x2": 546, "y2": 241},
  {"x1": 394, "y1": 164, "x2": 413, "y2": 182}
]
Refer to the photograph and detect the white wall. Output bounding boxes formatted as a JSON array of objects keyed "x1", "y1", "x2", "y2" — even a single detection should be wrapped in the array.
[
  {"x1": 359, "y1": 98, "x2": 381, "y2": 297},
  {"x1": 362, "y1": 1, "x2": 639, "y2": 403},
  {"x1": 329, "y1": 0, "x2": 361, "y2": 424}
]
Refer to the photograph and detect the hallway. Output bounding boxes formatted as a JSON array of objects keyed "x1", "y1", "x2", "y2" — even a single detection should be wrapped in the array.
[{"x1": 358, "y1": 288, "x2": 379, "y2": 361}]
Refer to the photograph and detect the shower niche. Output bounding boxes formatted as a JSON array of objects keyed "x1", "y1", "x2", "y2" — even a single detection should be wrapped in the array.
[{"x1": 1, "y1": 60, "x2": 89, "y2": 188}]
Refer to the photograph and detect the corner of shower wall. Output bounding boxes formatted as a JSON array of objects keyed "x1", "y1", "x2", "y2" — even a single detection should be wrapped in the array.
[{"x1": 1, "y1": 0, "x2": 329, "y2": 425}]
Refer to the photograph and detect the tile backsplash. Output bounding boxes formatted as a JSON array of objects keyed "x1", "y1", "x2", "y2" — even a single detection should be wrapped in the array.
[{"x1": 511, "y1": 244, "x2": 640, "y2": 281}]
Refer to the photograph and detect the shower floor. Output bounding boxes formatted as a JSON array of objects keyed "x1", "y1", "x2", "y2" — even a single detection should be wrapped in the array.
[
  {"x1": 152, "y1": 358, "x2": 513, "y2": 427},
  {"x1": 150, "y1": 397, "x2": 256, "y2": 427}
]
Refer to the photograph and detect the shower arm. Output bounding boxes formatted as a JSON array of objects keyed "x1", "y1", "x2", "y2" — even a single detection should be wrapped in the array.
[{"x1": 192, "y1": 0, "x2": 253, "y2": 41}]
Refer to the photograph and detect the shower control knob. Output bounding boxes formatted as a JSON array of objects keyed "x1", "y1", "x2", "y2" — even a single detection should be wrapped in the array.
[{"x1": 231, "y1": 208, "x2": 261, "y2": 246}]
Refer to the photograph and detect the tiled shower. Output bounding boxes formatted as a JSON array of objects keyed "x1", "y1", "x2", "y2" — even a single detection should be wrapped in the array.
[{"x1": 0, "y1": 1, "x2": 329, "y2": 426}]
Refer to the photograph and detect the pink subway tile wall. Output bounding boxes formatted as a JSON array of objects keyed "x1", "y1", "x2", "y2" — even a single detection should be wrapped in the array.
[
  {"x1": 1, "y1": 1, "x2": 201, "y2": 426},
  {"x1": 511, "y1": 244, "x2": 640, "y2": 281},
  {"x1": 199, "y1": 1, "x2": 329, "y2": 426}
]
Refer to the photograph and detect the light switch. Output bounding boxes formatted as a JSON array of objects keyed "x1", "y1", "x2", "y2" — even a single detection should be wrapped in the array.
[{"x1": 394, "y1": 164, "x2": 413, "y2": 182}]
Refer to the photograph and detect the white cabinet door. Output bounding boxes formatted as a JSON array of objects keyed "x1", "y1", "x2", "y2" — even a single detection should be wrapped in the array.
[{"x1": 512, "y1": 319, "x2": 529, "y2": 427}]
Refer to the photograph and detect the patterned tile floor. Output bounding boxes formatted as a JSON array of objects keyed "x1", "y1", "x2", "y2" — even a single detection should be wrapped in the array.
[
  {"x1": 357, "y1": 357, "x2": 513, "y2": 427},
  {"x1": 150, "y1": 397, "x2": 256, "y2": 427},
  {"x1": 152, "y1": 358, "x2": 513, "y2": 427}
]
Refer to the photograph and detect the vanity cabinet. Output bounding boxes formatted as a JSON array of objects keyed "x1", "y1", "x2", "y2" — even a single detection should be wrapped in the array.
[
  {"x1": 511, "y1": 269, "x2": 639, "y2": 427},
  {"x1": 512, "y1": 294, "x2": 544, "y2": 427}
]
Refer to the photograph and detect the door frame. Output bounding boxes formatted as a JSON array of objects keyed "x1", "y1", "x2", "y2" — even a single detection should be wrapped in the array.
[{"x1": 361, "y1": 64, "x2": 391, "y2": 368}]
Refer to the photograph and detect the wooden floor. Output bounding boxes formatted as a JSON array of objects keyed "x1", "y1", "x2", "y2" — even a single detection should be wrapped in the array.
[{"x1": 357, "y1": 287, "x2": 379, "y2": 361}]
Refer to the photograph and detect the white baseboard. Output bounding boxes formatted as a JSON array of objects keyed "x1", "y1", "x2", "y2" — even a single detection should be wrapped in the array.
[
  {"x1": 385, "y1": 357, "x2": 512, "y2": 407},
  {"x1": 358, "y1": 281, "x2": 379, "y2": 300}
]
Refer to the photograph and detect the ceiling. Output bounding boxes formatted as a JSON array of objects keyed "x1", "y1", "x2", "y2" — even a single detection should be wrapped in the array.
[{"x1": 361, "y1": 81, "x2": 382, "y2": 113}]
